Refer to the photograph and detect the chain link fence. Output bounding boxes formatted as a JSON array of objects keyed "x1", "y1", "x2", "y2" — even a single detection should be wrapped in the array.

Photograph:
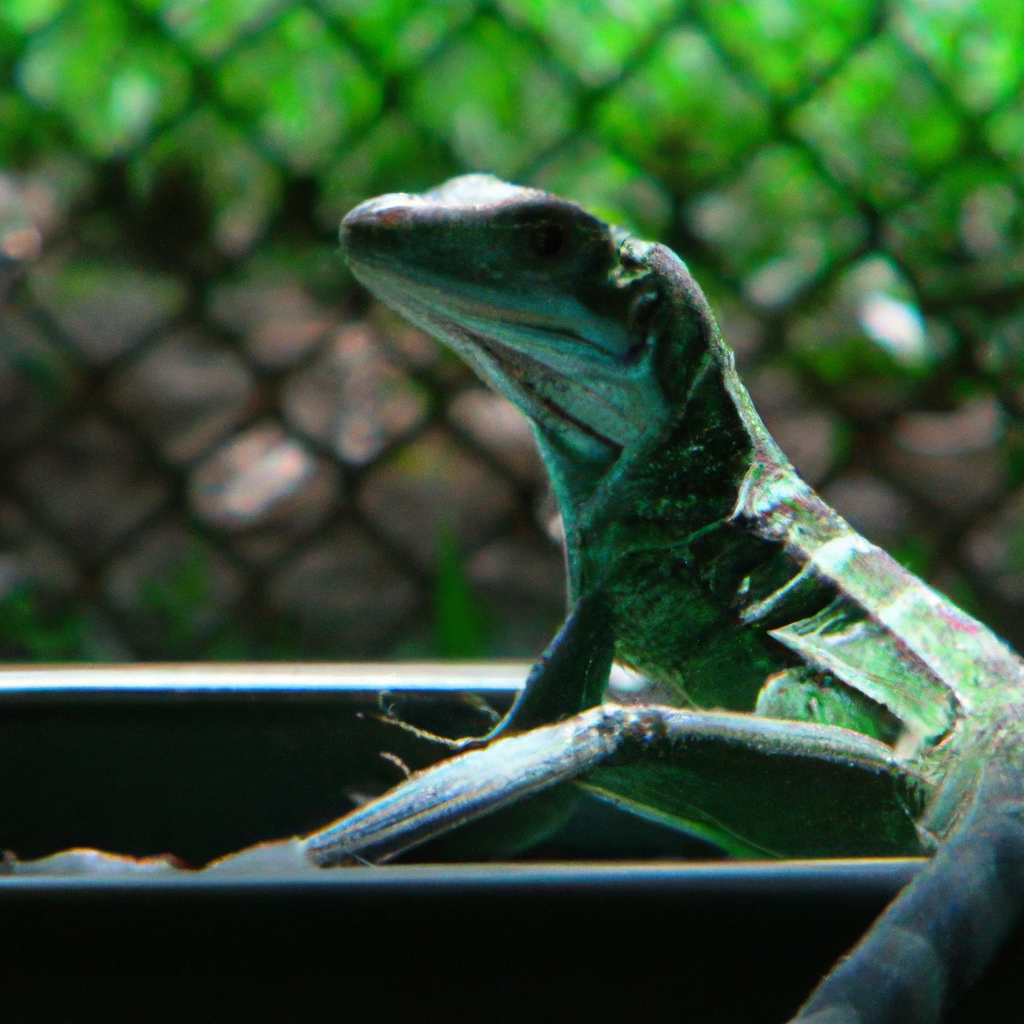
[{"x1": 2, "y1": 0, "x2": 1024, "y2": 662}]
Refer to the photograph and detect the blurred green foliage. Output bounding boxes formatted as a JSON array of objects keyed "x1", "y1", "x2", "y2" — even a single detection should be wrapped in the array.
[
  {"x1": 0, "y1": 589, "x2": 91, "y2": 661},
  {"x1": 3, "y1": 0, "x2": 1024, "y2": 660},
  {"x1": 0, "y1": 0, "x2": 1010, "y2": 249},
  {"x1": 433, "y1": 528, "x2": 490, "y2": 659}
]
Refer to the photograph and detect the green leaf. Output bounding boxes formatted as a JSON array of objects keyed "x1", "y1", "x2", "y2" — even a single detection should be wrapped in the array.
[
  {"x1": 433, "y1": 528, "x2": 489, "y2": 659},
  {"x1": 697, "y1": 0, "x2": 876, "y2": 100},
  {"x1": 316, "y1": 112, "x2": 457, "y2": 231},
  {"x1": 890, "y1": 535, "x2": 934, "y2": 580},
  {"x1": 155, "y1": 0, "x2": 283, "y2": 59},
  {"x1": 895, "y1": 0, "x2": 1024, "y2": 114},
  {"x1": 0, "y1": 89, "x2": 63, "y2": 166},
  {"x1": 498, "y1": 0, "x2": 676, "y2": 87},
  {"x1": 16, "y1": 0, "x2": 192, "y2": 158},
  {"x1": 886, "y1": 161, "x2": 1024, "y2": 300},
  {"x1": 0, "y1": 0, "x2": 70, "y2": 34},
  {"x1": 137, "y1": 543, "x2": 215, "y2": 656},
  {"x1": 409, "y1": 17, "x2": 575, "y2": 178},
  {"x1": 317, "y1": 0, "x2": 476, "y2": 74},
  {"x1": 531, "y1": 137, "x2": 671, "y2": 238},
  {"x1": 0, "y1": 590, "x2": 91, "y2": 662},
  {"x1": 131, "y1": 109, "x2": 282, "y2": 256},
  {"x1": 596, "y1": 26, "x2": 771, "y2": 191},
  {"x1": 790, "y1": 32, "x2": 965, "y2": 208},
  {"x1": 688, "y1": 144, "x2": 867, "y2": 308},
  {"x1": 216, "y1": 8, "x2": 382, "y2": 173},
  {"x1": 985, "y1": 98, "x2": 1024, "y2": 184}
]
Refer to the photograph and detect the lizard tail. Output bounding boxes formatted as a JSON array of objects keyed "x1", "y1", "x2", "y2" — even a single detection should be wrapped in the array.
[{"x1": 790, "y1": 750, "x2": 1024, "y2": 1024}]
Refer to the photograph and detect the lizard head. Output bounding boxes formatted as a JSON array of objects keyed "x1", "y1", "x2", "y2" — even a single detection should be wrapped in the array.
[{"x1": 341, "y1": 174, "x2": 696, "y2": 502}]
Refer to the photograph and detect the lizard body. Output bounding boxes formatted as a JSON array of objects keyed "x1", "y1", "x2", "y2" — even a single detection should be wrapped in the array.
[
  {"x1": 341, "y1": 176, "x2": 1021, "y2": 771},
  {"x1": 318, "y1": 174, "x2": 1024, "y2": 1024}
]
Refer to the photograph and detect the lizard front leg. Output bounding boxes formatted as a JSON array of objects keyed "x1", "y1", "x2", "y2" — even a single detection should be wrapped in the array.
[
  {"x1": 303, "y1": 704, "x2": 921, "y2": 866},
  {"x1": 486, "y1": 590, "x2": 614, "y2": 739},
  {"x1": 378, "y1": 591, "x2": 615, "y2": 752}
]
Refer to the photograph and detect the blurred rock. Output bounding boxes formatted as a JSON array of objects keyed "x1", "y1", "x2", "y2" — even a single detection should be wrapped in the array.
[
  {"x1": 963, "y1": 488, "x2": 1024, "y2": 602},
  {"x1": 369, "y1": 303, "x2": 442, "y2": 370},
  {"x1": 190, "y1": 423, "x2": 338, "y2": 564},
  {"x1": 0, "y1": 312, "x2": 78, "y2": 448},
  {"x1": 448, "y1": 388, "x2": 545, "y2": 485},
  {"x1": 16, "y1": 157, "x2": 94, "y2": 242},
  {"x1": 0, "y1": 174, "x2": 41, "y2": 304},
  {"x1": 16, "y1": 417, "x2": 167, "y2": 559},
  {"x1": 892, "y1": 394, "x2": 1004, "y2": 457},
  {"x1": 109, "y1": 329, "x2": 256, "y2": 465},
  {"x1": 30, "y1": 258, "x2": 188, "y2": 364},
  {"x1": 878, "y1": 450, "x2": 1003, "y2": 523},
  {"x1": 713, "y1": 299, "x2": 764, "y2": 367},
  {"x1": 103, "y1": 520, "x2": 245, "y2": 652},
  {"x1": 769, "y1": 409, "x2": 839, "y2": 486},
  {"x1": 0, "y1": 228, "x2": 42, "y2": 263},
  {"x1": 76, "y1": 608, "x2": 136, "y2": 662},
  {"x1": 534, "y1": 485, "x2": 565, "y2": 546},
  {"x1": 820, "y1": 472, "x2": 912, "y2": 544},
  {"x1": 0, "y1": 499, "x2": 79, "y2": 599},
  {"x1": 266, "y1": 523, "x2": 418, "y2": 652},
  {"x1": 282, "y1": 322, "x2": 428, "y2": 465},
  {"x1": 0, "y1": 552, "x2": 20, "y2": 601},
  {"x1": 878, "y1": 395, "x2": 1006, "y2": 520},
  {"x1": 467, "y1": 536, "x2": 566, "y2": 657},
  {"x1": 745, "y1": 363, "x2": 805, "y2": 417},
  {"x1": 467, "y1": 537, "x2": 566, "y2": 605},
  {"x1": 745, "y1": 364, "x2": 840, "y2": 485},
  {"x1": 358, "y1": 427, "x2": 517, "y2": 571},
  {"x1": 208, "y1": 271, "x2": 335, "y2": 368}
]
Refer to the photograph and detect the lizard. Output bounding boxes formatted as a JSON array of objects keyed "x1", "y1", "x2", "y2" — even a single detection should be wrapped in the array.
[{"x1": 302, "y1": 173, "x2": 1024, "y2": 1024}]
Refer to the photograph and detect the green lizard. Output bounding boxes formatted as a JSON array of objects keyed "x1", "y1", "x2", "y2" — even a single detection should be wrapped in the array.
[{"x1": 306, "y1": 174, "x2": 1024, "y2": 1024}]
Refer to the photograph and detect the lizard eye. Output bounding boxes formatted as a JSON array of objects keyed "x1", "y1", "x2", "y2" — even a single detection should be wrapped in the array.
[{"x1": 530, "y1": 221, "x2": 568, "y2": 259}]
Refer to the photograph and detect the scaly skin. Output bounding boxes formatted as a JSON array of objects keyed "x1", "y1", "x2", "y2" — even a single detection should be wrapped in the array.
[{"x1": 319, "y1": 174, "x2": 1024, "y2": 1024}]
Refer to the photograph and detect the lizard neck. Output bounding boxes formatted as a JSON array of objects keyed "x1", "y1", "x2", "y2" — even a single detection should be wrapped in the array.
[
  {"x1": 552, "y1": 253, "x2": 843, "y2": 708},
  {"x1": 562, "y1": 247, "x2": 793, "y2": 603}
]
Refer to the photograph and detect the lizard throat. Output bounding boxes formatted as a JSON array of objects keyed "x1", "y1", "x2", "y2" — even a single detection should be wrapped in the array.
[
  {"x1": 348, "y1": 261, "x2": 634, "y2": 458},
  {"x1": 456, "y1": 321, "x2": 625, "y2": 461}
]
